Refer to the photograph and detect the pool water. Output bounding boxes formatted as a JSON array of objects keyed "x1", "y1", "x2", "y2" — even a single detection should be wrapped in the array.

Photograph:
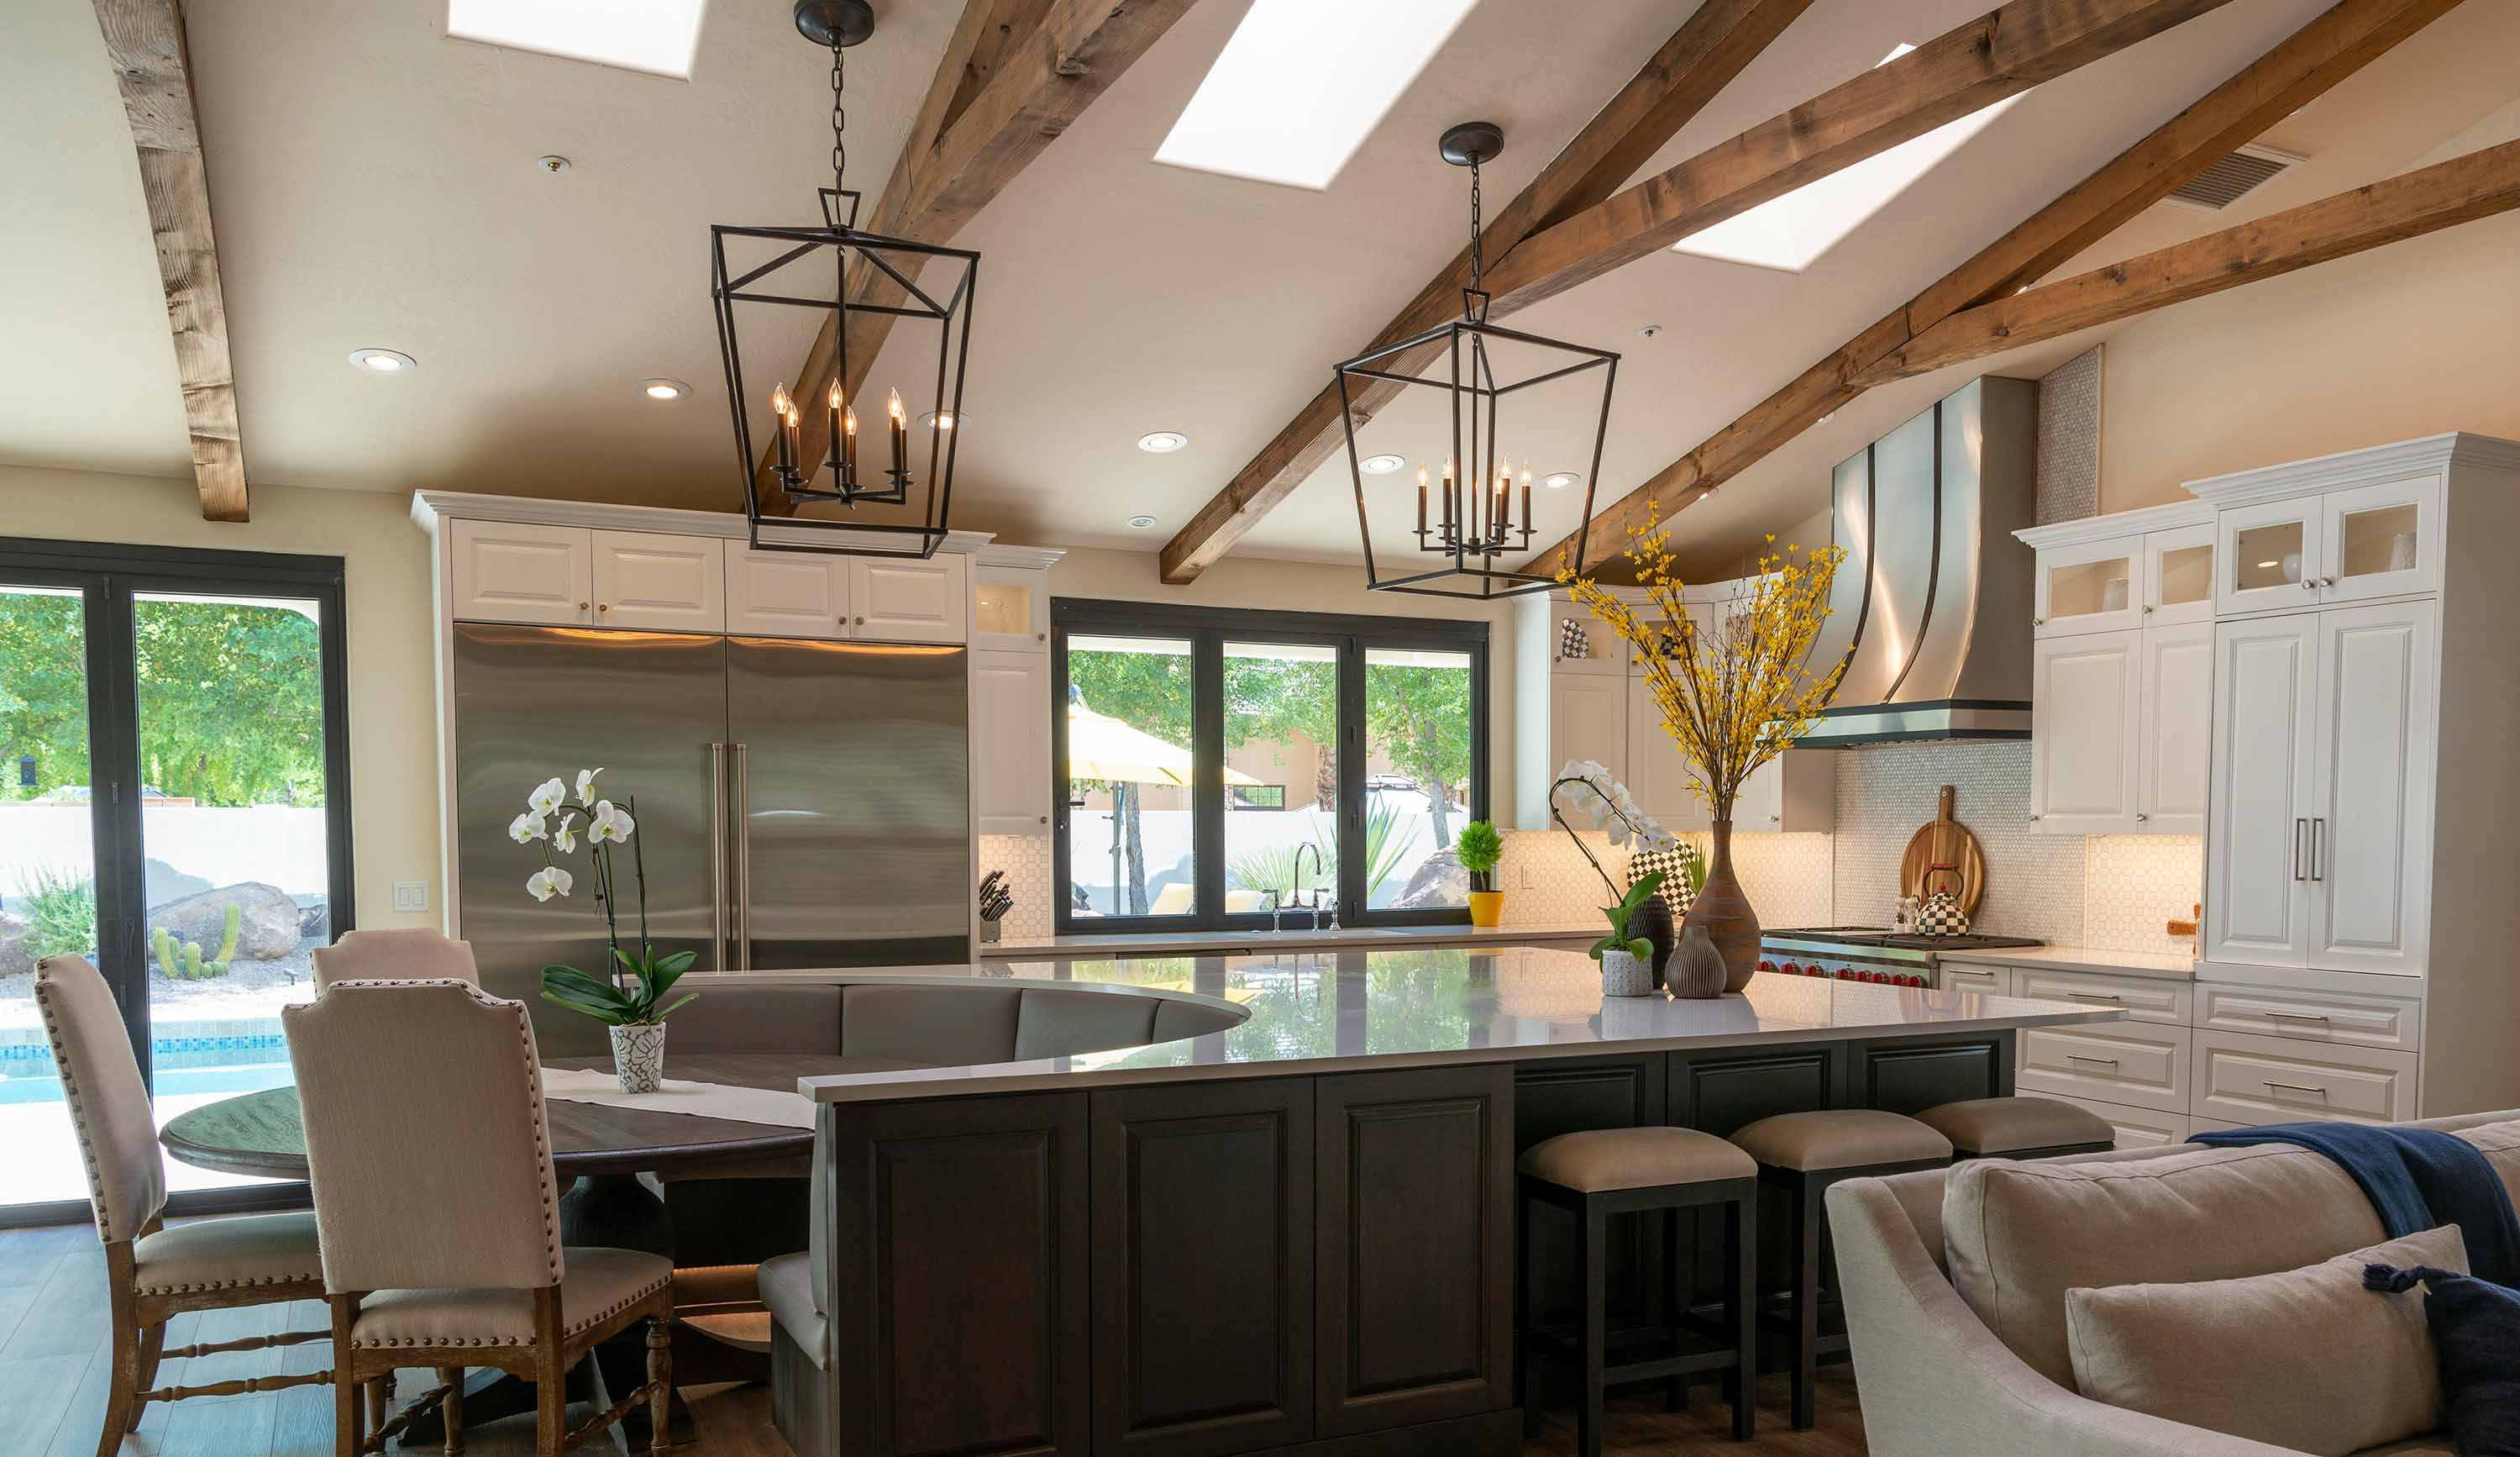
[{"x1": 0, "y1": 1026, "x2": 296, "y2": 1104}]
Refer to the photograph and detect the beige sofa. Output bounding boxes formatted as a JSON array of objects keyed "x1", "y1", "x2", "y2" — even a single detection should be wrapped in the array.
[{"x1": 1827, "y1": 1109, "x2": 2520, "y2": 1457}]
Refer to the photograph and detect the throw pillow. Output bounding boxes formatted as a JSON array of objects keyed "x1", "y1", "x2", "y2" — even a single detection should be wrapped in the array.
[
  {"x1": 2365, "y1": 1260, "x2": 2520, "y2": 1457},
  {"x1": 2065, "y1": 1223, "x2": 2465, "y2": 1455}
]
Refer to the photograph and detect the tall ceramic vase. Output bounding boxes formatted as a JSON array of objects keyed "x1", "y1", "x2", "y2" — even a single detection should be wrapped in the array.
[{"x1": 1683, "y1": 819, "x2": 1761, "y2": 993}]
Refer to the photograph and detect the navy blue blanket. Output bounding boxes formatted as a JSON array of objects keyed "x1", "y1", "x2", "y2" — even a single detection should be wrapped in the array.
[{"x1": 2191, "y1": 1122, "x2": 2520, "y2": 1286}]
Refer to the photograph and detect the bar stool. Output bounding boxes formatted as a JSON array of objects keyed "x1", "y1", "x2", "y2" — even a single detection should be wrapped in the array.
[
  {"x1": 1915, "y1": 1096, "x2": 2116, "y2": 1160},
  {"x1": 1517, "y1": 1127, "x2": 1760, "y2": 1454},
  {"x1": 1729, "y1": 1109, "x2": 1951, "y2": 1430}
]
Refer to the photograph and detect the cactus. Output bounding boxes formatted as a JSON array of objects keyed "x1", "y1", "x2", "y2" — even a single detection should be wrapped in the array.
[
  {"x1": 150, "y1": 919, "x2": 233, "y2": 980},
  {"x1": 213, "y1": 904, "x2": 239, "y2": 966},
  {"x1": 179, "y1": 941, "x2": 204, "y2": 979},
  {"x1": 152, "y1": 926, "x2": 179, "y2": 979}
]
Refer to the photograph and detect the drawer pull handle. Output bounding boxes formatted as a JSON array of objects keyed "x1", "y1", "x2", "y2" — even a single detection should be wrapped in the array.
[
  {"x1": 2263, "y1": 1011, "x2": 2331, "y2": 1023},
  {"x1": 2264, "y1": 1080, "x2": 2328, "y2": 1098},
  {"x1": 2066, "y1": 1055, "x2": 2121, "y2": 1068},
  {"x1": 2069, "y1": 992, "x2": 2124, "y2": 1002}
]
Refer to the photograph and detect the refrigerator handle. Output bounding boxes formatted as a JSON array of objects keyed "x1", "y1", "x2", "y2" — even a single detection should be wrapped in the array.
[
  {"x1": 730, "y1": 741, "x2": 753, "y2": 971},
  {"x1": 709, "y1": 743, "x2": 732, "y2": 972}
]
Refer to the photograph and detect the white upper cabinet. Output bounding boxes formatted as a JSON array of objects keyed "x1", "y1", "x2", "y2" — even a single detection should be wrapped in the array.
[
  {"x1": 2141, "y1": 522, "x2": 2217, "y2": 626},
  {"x1": 2029, "y1": 630, "x2": 2140, "y2": 833},
  {"x1": 2203, "y1": 613, "x2": 2320, "y2": 970},
  {"x1": 2034, "y1": 539, "x2": 2144, "y2": 637},
  {"x1": 1549, "y1": 672, "x2": 1627, "y2": 792},
  {"x1": 2137, "y1": 621, "x2": 2213, "y2": 834},
  {"x1": 1733, "y1": 750, "x2": 1835, "y2": 834},
  {"x1": 2213, "y1": 474, "x2": 2440, "y2": 615},
  {"x1": 970, "y1": 648, "x2": 1053, "y2": 834},
  {"x1": 852, "y1": 555, "x2": 968, "y2": 644},
  {"x1": 447, "y1": 520, "x2": 591, "y2": 627},
  {"x1": 1549, "y1": 601, "x2": 1624, "y2": 676},
  {"x1": 727, "y1": 546, "x2": 852, "y2": 639},
  {"x1": 971, "y1": 563, "x2": 1051, "y2": 653},
  {"x1": 2305, "y1": 600, "x2": 2436, "y2": 976},
  {"x1": 591, "y1": 530, "x2": 725, "y2": 632},
  {"x1": 2217, "y1": 494, "x2": 2328, "y2": 616}
]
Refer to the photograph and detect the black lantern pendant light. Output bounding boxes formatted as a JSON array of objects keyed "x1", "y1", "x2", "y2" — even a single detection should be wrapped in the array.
[
  {"x1": 711, "y1": 0, "x2": 977, "y2": 558},
  {"x1": 1341, "y1": 123, "x2": 1616, "y2": 599}
]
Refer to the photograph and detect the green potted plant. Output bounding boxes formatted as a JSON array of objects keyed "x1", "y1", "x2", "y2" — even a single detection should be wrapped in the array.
[
  {"x1": 511, "y1": 768, "x2": 697, "y2": 1092},
  {"x1": 1592, "y1": 871, "x2": 1667, "y2": 997},
  {"x1": 1457, "y1": 819, "x2": 1504, "y2": 926}
]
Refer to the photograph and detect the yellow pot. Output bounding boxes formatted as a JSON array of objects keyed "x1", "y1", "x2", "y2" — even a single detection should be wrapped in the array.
[{"x1": 1467, "y1": 890, "x2": 1504, "y2": 927}]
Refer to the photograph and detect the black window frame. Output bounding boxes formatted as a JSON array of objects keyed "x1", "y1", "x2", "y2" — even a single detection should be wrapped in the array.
[{"x1": 1051, "y1": 598, "x2": 1488, "y2": 934}]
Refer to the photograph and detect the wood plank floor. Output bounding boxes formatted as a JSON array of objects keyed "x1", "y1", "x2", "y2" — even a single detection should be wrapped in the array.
[{"x1": 0, "y1": 1221, "x2": 1866, "y2": 1454}]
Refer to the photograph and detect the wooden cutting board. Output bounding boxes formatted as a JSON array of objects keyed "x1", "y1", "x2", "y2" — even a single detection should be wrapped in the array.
[{"x1": 1899, "y1": 784, "x2": 1986, "y2": 916}]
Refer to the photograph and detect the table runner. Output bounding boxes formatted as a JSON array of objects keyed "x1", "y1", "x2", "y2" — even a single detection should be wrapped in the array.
[{"x1": 538, "y1": 1065, "x2": 816, "y2": 1130}]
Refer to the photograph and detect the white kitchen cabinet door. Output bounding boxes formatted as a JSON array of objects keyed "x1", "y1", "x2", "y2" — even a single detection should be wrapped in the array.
[
  {"x1": 971, "y1": 565, "x2": 1050, "y2": 653},
  {"x1": 2034, "y1": 538, "x2": 2145, "y2": 637},
  {"x1": 2190, "y1": 1028, "x2": 2418, "y2": 1126},
  {"x1": 2029, "y1": 630, "x2": 2139, "y2": 834},
  {"x1": 726, "y1": 546, "x2": 851, "y2": 639},
  {"x1": 1733, "y1": 750, "x2": 1832, "y2": 833},
  {"x1": 2143, "y1": 522, "x2": 2217, "y2": 627},
  {"x1": 2204, "y1": 614, "x2": 2319, "y2": 969},
  {"x1": 2216, "y1": 495, "x2": 2326, "y2": 616},
  {"x1": 590, "y1": 531, "x2": 724, "y2": 632},
  {"x1": 446, "y1": 520, "x2": 591, "y2": 626},
  {"x1": 1622, "y1": 682, "x2": 1705, "y2": 830},
  {"x1": 2305, "y1": 599, "x2": 2436, "y2": 977},
  {"x1": 2320, "y1": 473, "x2": 2443, "y2": 605},
  {"x1": 850, "y1": 554, "x2": 968, "y2": 643},
  {"x1": 2136, "y1": 622, "x2": 2213, "y2": 834},
  {"x1": 970, "y1": 649, "x2": 1052, "y2": 834},
  {"x1": 1549, "y1": 672, "x2": 1627, "y2": 791}
]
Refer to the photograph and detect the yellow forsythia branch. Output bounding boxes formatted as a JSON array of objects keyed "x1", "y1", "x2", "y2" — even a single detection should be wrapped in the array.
[{"x1": 1558, "y1": 509, "x2": 1849, "y2": 823}]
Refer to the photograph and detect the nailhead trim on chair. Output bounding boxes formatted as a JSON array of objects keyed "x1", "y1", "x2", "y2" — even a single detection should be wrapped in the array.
[
  {"x1": 349, "y1": 1271, "x2": 672, "y2": 1350},
  {"x1": 137, "y1": 1268, "x2": 328, "y2": 1297},
  {"x1": 34, "y1": 957, "x2": 145, "y2": 1243}
]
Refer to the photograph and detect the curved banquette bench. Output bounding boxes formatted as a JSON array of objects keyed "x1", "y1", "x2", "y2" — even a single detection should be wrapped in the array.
[{"x1": 654, "y1": 976, "x2": 1247, "y2": 1064}]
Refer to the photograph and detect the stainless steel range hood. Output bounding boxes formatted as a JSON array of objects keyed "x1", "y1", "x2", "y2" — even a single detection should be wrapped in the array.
[{"x1": 1798, "y1": 376, "x2": 2039, "y2": 747}]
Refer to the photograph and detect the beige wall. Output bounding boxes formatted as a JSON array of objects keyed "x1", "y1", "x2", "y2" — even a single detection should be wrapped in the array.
[
  {"x1": 2097, "y1": 209, "x2": 2520, "y2": 511},
  {"x1": 0, "y1": 466, "x2": 439, "y2": 928}
]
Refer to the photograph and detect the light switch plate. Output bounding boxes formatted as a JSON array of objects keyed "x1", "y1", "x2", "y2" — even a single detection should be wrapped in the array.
[
  {"x1": 392, "y1": 881, "x2": 429, "y2": 913},
  {"x1": 1519, "y1": 861, "x2": 1536, "y2": 889}
]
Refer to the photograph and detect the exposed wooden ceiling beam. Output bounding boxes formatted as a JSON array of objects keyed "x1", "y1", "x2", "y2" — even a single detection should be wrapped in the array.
[
  {"x1": 1160, "y1": 0, "x2": 2239, "y2": 583},
  {"x1": 1531, "y1": 0, "x2": 2465, "y2": 574},
  {"x1": 1156, "y1": 0, "x2": 1817, "y2": 584},
  {"x1": 92, "y1": 0, "x2": 247, "y2": 522},
  {"x1": 1857, "y1": 138, "x2": 2520, "y2": 383},
  {"x1": 757, "y1": 0, "x2": 1191, "y2": 515}
]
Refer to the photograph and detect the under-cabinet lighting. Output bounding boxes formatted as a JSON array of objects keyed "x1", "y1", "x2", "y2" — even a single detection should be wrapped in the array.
[
  {"x1": 446, "y1": 0, "x2": 706, "y2": 81},
  {"x1": 1672, "y1": 45, "x2": 2024, "y2": 273},
  {"x1": 1154, "y1": 0, "x2": 1479, "y2": 191}
]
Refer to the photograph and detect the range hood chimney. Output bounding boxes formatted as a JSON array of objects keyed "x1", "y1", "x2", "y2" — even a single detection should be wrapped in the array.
[{"x1": 1798, "y1": 376, "x2": 2038, "y2": 746}]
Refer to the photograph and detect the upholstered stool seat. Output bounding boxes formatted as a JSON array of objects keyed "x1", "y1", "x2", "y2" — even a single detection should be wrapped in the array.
[
  {"x1": 1518, "y1": 1127, "x2": 1756, "y2": 1192},
  {"x1": 1915, "y1": 1096, "x2": 2114, "y2": 1159},
  {"x1": 1518, "y1": 1128, "x2": 1760, "y2": 1452},
  {"x1": 1730, "y1": 1108, "x2": 1953, "y2": 1170},
  {"x1": 130, "y1": 1209, "x2": 324, "y2": 1297},
  {"x1": 351, "y1": 1248, "x2": 672, "y2": 1350},
  {"x1": 757, "y1": 1253, "x2": 826, "y2": 1371}
]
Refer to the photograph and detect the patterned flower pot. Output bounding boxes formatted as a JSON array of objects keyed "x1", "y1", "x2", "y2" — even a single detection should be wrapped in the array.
[
  {"x1": 1683, "y1": 820, "x2": 1762, "y2": 993},
  {"x1": 1599, "y1": 948, "x2": 1655, "y2": 998},
  {"x1": 610, "y1": 1022, "x2": 668, "y2": 1094}
]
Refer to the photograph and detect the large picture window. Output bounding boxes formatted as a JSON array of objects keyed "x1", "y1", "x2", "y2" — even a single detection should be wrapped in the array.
[{"x1": 1053, "y1": 601, "x2": 1485, "y2": 931}]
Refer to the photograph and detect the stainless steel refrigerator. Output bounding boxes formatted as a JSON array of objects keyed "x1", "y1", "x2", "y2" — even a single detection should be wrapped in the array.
[{"x1": 451, "y1": 623, "x2": 969, "y2": 1053}]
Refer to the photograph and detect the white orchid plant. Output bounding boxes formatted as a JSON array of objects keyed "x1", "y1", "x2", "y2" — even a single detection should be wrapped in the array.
[
  {"x1": 1548, "y1": 760, "x2": 1681, "y2": 902},
  {"x1": 510, "y1": 768, "x2": 696, "y2": 1028}
]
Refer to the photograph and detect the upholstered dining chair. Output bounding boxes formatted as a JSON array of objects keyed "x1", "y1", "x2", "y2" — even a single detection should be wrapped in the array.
[
  {"x1": 309, "y1": 928, "x2": 479, "y2": 990},
  {"x1": 33, "y1": 955, "x2": 332, "y2": 1457},
  {"x1": 285, "y1": 979, "x2": 674, "y2": 1454}
]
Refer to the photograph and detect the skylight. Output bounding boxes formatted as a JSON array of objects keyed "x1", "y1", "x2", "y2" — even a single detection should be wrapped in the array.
[
  {"x1": 1154, "y1": 0, "x2": 1480, "y2": 191},
  {"x1": 1672, "y1": 45, "x2": 2024, "y2": 272},
  {"x1": 446, "y1": 0, "x2": 707, "y2": 81}
]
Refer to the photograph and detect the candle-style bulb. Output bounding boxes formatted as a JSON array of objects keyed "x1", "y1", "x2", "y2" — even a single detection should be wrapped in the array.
[
  {"x1": 886, "y1": 389, "x2": 905, "y2": 423},
  {"x1": 827, "y1": 379, "x2": 843, "y2": 411}
]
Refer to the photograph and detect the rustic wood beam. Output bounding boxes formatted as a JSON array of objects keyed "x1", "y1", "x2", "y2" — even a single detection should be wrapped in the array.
[
  {"x1": 1532, "y1": 0, "x2": 2464, "y2": 573},
  {"x1": 1162, "y1": 0, "x2": 2240, "y2": 583},
  {"x1": 92, "y1": 0, "x2": 247, "y2": 522},
  {"x1": 1155, "y1": 0, "x2": 1817, "y2": 583},
  {"x1": 1858, "y1": 138, "x2": 2520, "y2": 383},
  {"x1": 757, "y1": 0, "x2": 1192, "y2": 514}
]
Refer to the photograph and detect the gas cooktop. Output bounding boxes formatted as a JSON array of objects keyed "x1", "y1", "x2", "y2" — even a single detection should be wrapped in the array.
[{"x1": 1763, "y1": 927, "x2": 2045, "y2": 952}]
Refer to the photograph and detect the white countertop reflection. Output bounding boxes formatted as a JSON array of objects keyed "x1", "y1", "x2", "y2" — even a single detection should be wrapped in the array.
[{"x1": 789, "y1": 944, "x2": 2123, "y2": 1104}]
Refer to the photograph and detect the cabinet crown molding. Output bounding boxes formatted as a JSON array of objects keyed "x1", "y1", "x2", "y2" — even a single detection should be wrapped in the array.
[
  {"x1": 2014, "y1": 497, "x2": 2211, "y2": 550},
  {"x1": 410, "y1": 490, "x2": 1005, "y2": 556},
  {"x1": 2182, "y1": 433, "x2": 2520, "y2": 509}
]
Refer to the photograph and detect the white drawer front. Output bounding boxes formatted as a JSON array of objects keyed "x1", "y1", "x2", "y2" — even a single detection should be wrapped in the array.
[
  {"x1": 2018, "y1": 1091, "x2": 2188, "y2": 1149},
  {"x1": 2190, "y1": 1028, "x2": 2418, "y2": 1126},
  {"x1": 2016, "y1": 1023, "x2": 2190, "y2": 1115},
  {"x1": 1939, "y1": 965, "x2": 2009, "y2": 997},
  {"x1": 2194, "y1": 981, "x2": 2418, "y2": 1051},
  {"x1": 2013, "y1": 967, "x2": 2192, "y2": 1027}
]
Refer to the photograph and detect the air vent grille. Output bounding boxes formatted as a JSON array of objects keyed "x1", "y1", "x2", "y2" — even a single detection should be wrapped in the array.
[{"x1": 2166, "y1": 144, "x2": 2305, "y2": 211}]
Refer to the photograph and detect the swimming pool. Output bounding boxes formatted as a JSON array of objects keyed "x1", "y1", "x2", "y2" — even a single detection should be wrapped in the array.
[{"x1": 0, "y1": 1024, "x2": 296, "y2": 1103}]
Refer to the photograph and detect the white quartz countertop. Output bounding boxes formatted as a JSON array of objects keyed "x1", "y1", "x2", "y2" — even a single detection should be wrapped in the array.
[
  {"x1": 1932, "y1": 945, "x2": 2199, "y2": 979},
  {"x1": 793, "y1": 944, "x2": 2123, "y2": 1104},
  {"x1": 990, "y1": 923, "x2": 1602, "y2": 957}
]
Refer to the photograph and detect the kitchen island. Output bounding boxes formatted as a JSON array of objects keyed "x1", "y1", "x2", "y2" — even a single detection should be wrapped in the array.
[{"x1": 773, "y1": 945, "x2": 2120, "y2": 1457}]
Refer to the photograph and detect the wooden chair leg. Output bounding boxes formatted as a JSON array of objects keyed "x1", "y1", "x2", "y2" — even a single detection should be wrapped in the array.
[
  {"x1": 331, "y1": 1295, "x2": 366, "y2": 1457},
  {"x1": 135, "y1": 1318, "x2": 169, "y2": 1396},
  {"x1": 646, "y1": 1317, "x2": 673, "y2": 1454},
  {"x1": 94, "y1": 1317, "x2": 141, "y2": 1457},
  {"x1": 1579, "y1": 1202, "x2": 1606, "y2": 1457},
  {"x1": 367, "y1": 1373, "x2": 396, "y2": 1443},
  {"x1": 437, "y1": 1366, "x2": 465, "y2": 1455}
]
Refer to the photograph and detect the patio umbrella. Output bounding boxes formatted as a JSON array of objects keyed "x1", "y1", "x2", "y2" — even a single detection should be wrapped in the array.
[{"x1": 1066, "y1": 703, "x2": 1259, "y2": 786}]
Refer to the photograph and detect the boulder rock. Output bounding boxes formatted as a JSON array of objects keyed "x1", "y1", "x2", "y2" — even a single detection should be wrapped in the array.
[
  {"x1": 1390, "y1": 849, "x2": 1468, "y2": 911},
  {"x1": 149, "y1": 882, "x2": 300, "y2": 960}
]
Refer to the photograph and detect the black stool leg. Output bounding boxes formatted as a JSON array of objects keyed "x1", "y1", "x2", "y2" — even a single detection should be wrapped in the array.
[
  {"x1": 1730, "y1": 1194, "x2": 1756, "y2": 1440},
  {"x1": 1520, "y1": 1187, "x2": 1544, "y2": 1440},
  {"x1": 1790, "y1": 1176, "x2": 1821, "y2": 1431},
  {"x1": 1665, "y1": 1207, "x2": 1689, "y2": 1412},
  {"x1": 1580, "y1": 1201, "x2": 1607, "y2": 1457}
]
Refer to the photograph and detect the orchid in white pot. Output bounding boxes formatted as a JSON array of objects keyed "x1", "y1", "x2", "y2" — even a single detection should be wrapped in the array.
[{"x1": 511, "y1": 768, "x2": 695, "y2": 1091}]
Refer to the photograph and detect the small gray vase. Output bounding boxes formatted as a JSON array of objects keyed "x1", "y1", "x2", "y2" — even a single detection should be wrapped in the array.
[
  {"x1": 1599, "y1": 948, "x2": 1654, "y2": 998},
  {"x1": 1667, "y1": 924, "x2": 1730, "y2": 1000}
]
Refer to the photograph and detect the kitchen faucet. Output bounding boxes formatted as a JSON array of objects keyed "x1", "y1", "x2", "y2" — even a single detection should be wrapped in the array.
[{"x1": 1284, "y1": 844, "x2": 1323, "y2": 933}]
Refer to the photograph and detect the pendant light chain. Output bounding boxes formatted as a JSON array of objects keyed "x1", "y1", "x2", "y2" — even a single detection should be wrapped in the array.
[{"x1": 830, "y1": 39, "x2": 848, "y2": 195}]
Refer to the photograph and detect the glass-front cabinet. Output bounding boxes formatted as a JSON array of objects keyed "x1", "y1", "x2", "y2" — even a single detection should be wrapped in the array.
[
  {"x1": 971, "y1": 556, "x2": 1053, "y2": 652},
  {"x1": 2213, "y1": 473, "x2": 2440, "y2": 614},
  {"x1": 2034, "y1": 539, "x2": 2143, "y2": 636},
  {"x1": 2144, "y1": 522, "x2": 2216, "y2": 625},
  {"x1": 2217, "y1": 496, "x2": 2324, "y2": 615}
]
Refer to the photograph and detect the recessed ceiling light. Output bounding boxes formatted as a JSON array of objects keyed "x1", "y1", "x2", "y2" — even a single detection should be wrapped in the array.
[
  {"x1": 348, "y1": 349, "x2": 417, "y2": 374},
  {"x1": 446, "y1": 0, "x2": 706, "y2": 80},
  {"x1": 1137, "y1": 431, "x2": 1189, "y2": 454},
  {"x1": 638, "y1": 378, "x2": 688, "y2": 401},
  {"x1": 1672, "y1": 45, "x2": 2024, "y2": 272},
  {"x1": 1541, "y1": 471, "x2": 1580, "y2": 490},
  {"x1": 1127, "y1": 514, "x2": 1160, "y2": 530},
  {"x1": 1154, "y1": 0, "x2": 1479, "y2": 190},
  {"x1": 1360, "y1": 454, "x2": 1405, "y2": 475},
  {"x1": 919, "y1": 410, "x2": 963, "y2": 431}
]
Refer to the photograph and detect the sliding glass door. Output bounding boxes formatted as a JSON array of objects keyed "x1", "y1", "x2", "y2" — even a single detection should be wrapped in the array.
[{"x1": 0, "y1": 541, "x2": 352, "y2": 1222}]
